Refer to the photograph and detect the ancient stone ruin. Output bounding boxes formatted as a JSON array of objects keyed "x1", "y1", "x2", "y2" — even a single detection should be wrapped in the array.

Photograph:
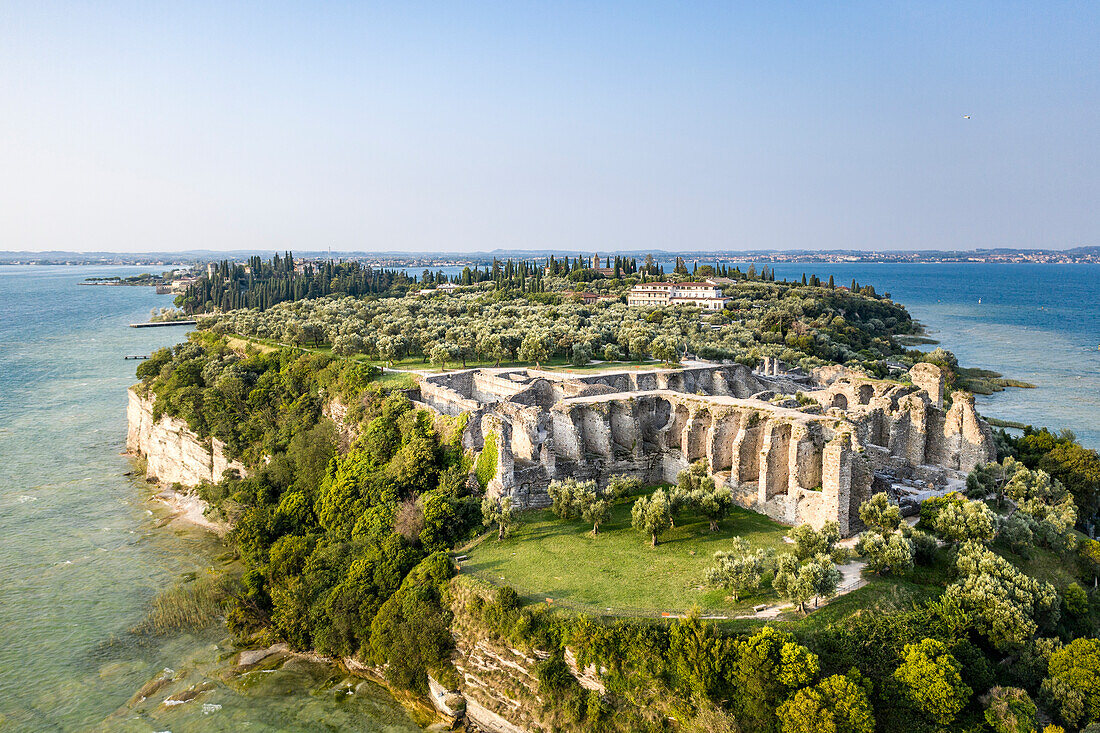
[{"x1": 411, "y1": 361, "x2": 994, "y2": 536}]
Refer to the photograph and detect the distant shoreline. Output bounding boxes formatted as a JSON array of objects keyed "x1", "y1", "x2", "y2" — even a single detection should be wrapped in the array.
[{"x1": 3, "y1": 248, "x2": 1099, "y2": 267}]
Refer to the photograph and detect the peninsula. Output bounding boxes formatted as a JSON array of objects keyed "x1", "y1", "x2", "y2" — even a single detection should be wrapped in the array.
[{"x1": 123, "y1": 255, "x2": 1100, "y2": 732}]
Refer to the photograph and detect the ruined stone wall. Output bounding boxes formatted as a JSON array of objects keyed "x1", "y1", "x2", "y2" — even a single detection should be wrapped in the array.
[
  {"x1": 809, "y1": 364, "x2": 993, "y2": 475},
  {"x1": 939, "y1": 392, "x2": 997, "y2": 472},
  {"x1": 417, "y1": 376, "x2": 482, "y2": 416},
  {"x1": 484, "y1": 388, "x2": 856, "y2": 524},
  {"x1": 910, "y1": 362, "x2": 945, "y2": 409},
  {"x1": 472, "y1": 371, "x2": 532, "y2": 403},
  {"x1": 524, "y1": 363, "x2": 766, "y2": 400},
  {"x1": 422, "y1": 363, "x2": 995, "y2": 536}
]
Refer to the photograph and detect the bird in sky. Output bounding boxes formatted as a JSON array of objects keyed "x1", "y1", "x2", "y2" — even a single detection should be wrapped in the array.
[{"x1": 963, "y1": 115, "x2": 971, "y2": 119}]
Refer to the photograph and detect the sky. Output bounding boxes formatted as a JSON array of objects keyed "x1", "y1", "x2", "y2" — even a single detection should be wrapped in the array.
[{"x1": 1, "y1": 1, "x2": 1097, "y2": 254}]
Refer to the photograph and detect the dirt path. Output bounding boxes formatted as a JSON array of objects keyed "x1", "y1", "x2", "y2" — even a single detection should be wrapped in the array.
[{"x1": 733, "y1": 556, "x2": 868, "y2": 620}]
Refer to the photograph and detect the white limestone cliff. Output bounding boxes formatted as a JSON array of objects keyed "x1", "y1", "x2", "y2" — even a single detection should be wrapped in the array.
[{"x1": 126, "y1": 388, "x2": 246, "y2": 487}]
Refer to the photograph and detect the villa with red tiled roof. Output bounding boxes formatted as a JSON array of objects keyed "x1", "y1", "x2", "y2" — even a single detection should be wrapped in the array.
[{"x1": 627, "y1": 279, "x2": 732, "y2": 311}]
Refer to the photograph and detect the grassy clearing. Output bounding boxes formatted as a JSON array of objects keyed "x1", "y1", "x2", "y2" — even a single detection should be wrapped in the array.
[
  {"x1": 374, "y1": 370, "x2": 418, "y2": 389},
  {"x1": 460, "y1": 487, "x2": 790, "y2": 615},
  {"x1": 783, "y1": 573, "x2": 944, "y2": 632},
  {"x1": 225, "y1": 334, "x2": 279, "y2": 353}
]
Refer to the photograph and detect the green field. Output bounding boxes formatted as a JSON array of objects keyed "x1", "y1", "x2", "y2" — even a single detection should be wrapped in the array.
[{"x1": 459, "y1": 488, "x2": 791, "y2": 616}]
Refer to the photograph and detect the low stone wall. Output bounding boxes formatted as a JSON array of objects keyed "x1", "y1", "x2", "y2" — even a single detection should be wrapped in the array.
[
  {"x1": 472, "y1": 371, "x2": 531, "y2": 403},
  {"x1": 126, "y1": 389, "x2": 246, "y2": 487},
  {"x1": 417, "y1": 379, "x2": 481, "y2": 416}
]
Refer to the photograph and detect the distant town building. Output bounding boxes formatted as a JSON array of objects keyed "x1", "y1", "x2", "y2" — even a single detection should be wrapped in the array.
[
  {"x1": 170, "y1": 276, "x2": 201, "y2": 293},
  {"x1": 627, "y1": 279, "x2": 731, "y2": 311},
  {"x1": 411, "y1": 282, "x2": 459, "y2": 297},
  {"x1": 591, "y1": 253, "x2": 616, "y2": 277}
]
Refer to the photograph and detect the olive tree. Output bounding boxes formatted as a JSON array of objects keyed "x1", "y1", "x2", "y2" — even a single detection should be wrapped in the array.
[
  {"x1": 854, "y1": 530, "x2": 914, "y2": 576},
  {"x1": 547, "y1": 477, "x2": 592, "y2": 520},
  {"x1": 631, "y1": 489, "x2": 672, "y2": 547},
  {"x1": 790, "y1": 521, "x2": 841, "y2": 560},
  {"x1": 651, "y1": 335, "x2": 681, "y2": 366},
  {"x1": 774, "y1": 553, "x2": 841, "y2": 613},
  {"x1": 481, "y1": 496, "x2": 514, "y2": 540},
  {"x1": 929, "y1": 494, "x2": 996, "y2": 545},
  {"x1": 430, "y1": 342, "x2": 455, "y2": 371},
  {"x1": 693, "y1": 486, "x2": 733, "y2": 532},
  {"x1": 518, "y1": 331, "x2": 552, "y2": 368},
  {"x1": 705, "y1": 540, "x2": 772, "y2": 601},
  {"x1": 858, "y1": 492, "x2": 902, "y2": 532}
]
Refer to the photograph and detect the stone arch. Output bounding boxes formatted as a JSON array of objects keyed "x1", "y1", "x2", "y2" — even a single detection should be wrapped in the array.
[
  {"x1": 831, "y1": 393, "x2": 849, "y2": 410},
  {"x1": 759, "y1": 420, "x2": 793, "y2": 500},
  {"x1": 665, "y1": 403, "x2": 690, "y2": 452},
  {"x1": 638, "y1": 397, "x2": 671, "y2": 453},
  {"x1": 685, "y1": 409, "x2": 710, "y2": 463},
  {"x1": 857, "y1": 384, "x2": 874, "y2": 405}
]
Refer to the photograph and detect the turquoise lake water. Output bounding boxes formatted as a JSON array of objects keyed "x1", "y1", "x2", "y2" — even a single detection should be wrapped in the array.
[
  {"x1": 0, "y1": 262, "x2": 1096, "y2": 730},
  {"x1": 0, "y1": 266, "x2": 423, "y2": 731}
]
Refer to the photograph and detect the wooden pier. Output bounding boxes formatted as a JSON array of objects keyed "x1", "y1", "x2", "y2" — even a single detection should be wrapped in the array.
[{"x1": 128, "y1": 320, "x2": 197, "y2": 328}]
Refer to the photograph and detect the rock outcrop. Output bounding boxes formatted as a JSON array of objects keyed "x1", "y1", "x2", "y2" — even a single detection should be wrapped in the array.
[{"x1": 126, "y1": 389, "x2": 246, "y2": 486}]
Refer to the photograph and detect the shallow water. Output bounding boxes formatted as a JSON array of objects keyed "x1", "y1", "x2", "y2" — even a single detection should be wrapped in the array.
[{"x1": 0, "y1": 266, "x2": 423, "y2": 731}]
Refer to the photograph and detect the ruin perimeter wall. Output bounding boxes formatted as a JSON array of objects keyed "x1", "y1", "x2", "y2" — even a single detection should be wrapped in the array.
[{"x1": 412, "y1": 362, "x2": 994, "y2": 536}]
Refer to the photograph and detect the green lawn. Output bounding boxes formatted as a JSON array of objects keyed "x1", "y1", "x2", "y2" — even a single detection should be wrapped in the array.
[{"x1": 460, "y1": 488, "x2": 790, "y2": 616}]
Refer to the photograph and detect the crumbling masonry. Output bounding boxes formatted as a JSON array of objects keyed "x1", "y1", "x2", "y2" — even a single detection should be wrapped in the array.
[{"x1": 412, "y1": 362, "x2": 994, "y2": 536}]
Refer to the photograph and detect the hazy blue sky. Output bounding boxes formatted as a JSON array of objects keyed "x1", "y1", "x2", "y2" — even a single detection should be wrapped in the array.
[{"x1": 1, "y1": 1, "x2": 1097, "y2": 253}]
